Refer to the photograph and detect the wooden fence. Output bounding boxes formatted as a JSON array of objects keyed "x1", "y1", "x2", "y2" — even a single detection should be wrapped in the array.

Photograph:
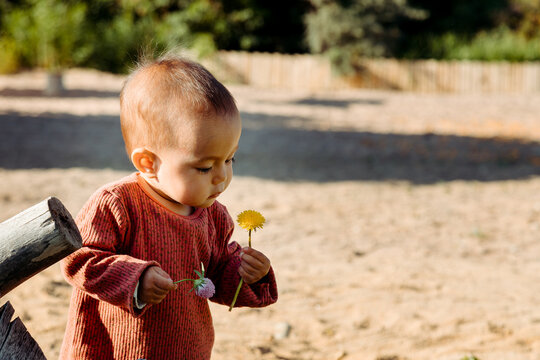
[{"x1": 203, "y1": 51, "x2": 540, "y2": 93}]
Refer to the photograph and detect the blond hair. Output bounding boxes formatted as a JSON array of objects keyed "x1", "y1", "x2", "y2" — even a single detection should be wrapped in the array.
[{"x1": 119, "y1": 54, "x2": 238, "y2": 155}]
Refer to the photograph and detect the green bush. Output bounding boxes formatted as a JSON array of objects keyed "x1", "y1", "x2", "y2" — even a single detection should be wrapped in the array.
[
  {"x1": 77, "y1": 1, "x2": 224, "y2": 73},
  {"x1": 83, "y1": 12, "x2": 162, "y2": 73},
  {"x1": 2, "y1": 0, "x2": 90, "y2": 71},
  {"x1": 405, "y1": 26, "x2": 540, "y2": 61},
  {"x1": 463, "y1": 27, "x2": 540, "y2": 61},
  {"x1": 0, "y1": 37, "x2": 19, "y2": 73}
]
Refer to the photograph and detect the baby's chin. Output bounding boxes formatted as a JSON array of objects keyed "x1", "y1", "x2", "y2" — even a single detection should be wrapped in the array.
[{"x1": 195, "y1": 198, "x2": 218, "y2": 209}]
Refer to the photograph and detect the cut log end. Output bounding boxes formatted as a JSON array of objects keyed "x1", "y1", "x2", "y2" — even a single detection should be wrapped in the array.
[
  {"x1": 0, "y1": 197, "x2": 83, "y2": 298},
  {"x1": 47, "y1": 197, "x2": 82, "y2": 251}
]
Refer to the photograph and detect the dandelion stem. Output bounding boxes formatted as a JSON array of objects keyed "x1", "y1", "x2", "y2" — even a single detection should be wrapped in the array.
[
  {"x1": 229, "y1": 278, "x2": 243, "y2": 311},
  {"x1": 229, "y1": 231, "x2": 252, "y2": 311}
]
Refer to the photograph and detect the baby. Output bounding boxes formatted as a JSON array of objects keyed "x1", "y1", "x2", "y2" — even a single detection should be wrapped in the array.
[{"x1": 60, "y1": 55, "x2": 278, "y2": 360}]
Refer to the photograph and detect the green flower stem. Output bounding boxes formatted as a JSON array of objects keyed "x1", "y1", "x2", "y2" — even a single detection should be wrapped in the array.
[
  {"x1": 229, "y1": 229, "x2": 252, "y2": 312},
  {"x1": 229, "y1": 278, "x2": 243, "y2": 311},
  {"x1": 173, "y1": 279, "x2": 195, "y2": 284}
]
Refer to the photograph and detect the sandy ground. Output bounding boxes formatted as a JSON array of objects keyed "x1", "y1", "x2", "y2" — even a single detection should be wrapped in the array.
[{"x1": 0, "y1": 69, "x2": 539, "y2": 360}]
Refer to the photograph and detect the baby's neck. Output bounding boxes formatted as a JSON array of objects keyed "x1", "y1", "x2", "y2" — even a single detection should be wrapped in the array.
[{"x1": 136, "y1": 174, "x2": 194, "y2": 216}]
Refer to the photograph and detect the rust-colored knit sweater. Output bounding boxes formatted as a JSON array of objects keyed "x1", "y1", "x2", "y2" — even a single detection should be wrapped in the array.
[{"x1": 60, "y1": 173, "x2": 278, "y2": 360}]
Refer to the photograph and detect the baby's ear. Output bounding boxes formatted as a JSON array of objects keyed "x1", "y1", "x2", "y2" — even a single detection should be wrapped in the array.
[{"x1": 131, "y1": 148, "x2": 157, "y2": 177}]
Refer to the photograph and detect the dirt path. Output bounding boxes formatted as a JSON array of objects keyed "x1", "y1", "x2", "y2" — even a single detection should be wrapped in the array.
[{"x1": 0, "y1": 69, "x2": 539, "y2": 360}]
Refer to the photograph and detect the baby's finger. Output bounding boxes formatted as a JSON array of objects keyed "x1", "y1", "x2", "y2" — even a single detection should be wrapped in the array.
[
  {"x1": 140, "y1": 291, "x2": 161, "y2": 305},
  {"x1": 154, "y1": 274, "x2": 176, "y2": 291},
  {"x1": 146, "y1": 295, "x2": 165, "y2": 305},
  {"x1": 152, "y1": 287, "x2": 171, "y2": 297},
  {"x1": 243, "y1": 248, "x2": 270, "y2": 264},
  {"x1": 241, "y1": 253, "x2": 265, "y2": 270},
  {"x1": 239, "y1": 260, "x2": 258, "y2": 276},
  {"x1": 238, "y1": 265, "x2": 257, "y2": 284}
]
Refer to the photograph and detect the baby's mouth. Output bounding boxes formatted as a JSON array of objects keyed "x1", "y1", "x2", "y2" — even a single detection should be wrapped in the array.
[{"x1": 209, "y1": 192, "x2": 221, "y2": 199}]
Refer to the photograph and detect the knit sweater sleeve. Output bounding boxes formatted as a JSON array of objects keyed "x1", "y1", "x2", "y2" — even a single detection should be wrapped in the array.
[
  {"x1": 207, "y1": 204, "x2": 278, "y2": 308},
  {"x1": 61, "y1": 189, "x2": 159, "y2": 317}
]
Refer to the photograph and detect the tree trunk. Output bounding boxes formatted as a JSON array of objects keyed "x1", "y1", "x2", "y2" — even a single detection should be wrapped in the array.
[
  {"x1": 0, "y1": 197, "x2": 82, "y2": 298},
  {"x1": 44, "y1": 71, "x2": 65, "y2": 96}
]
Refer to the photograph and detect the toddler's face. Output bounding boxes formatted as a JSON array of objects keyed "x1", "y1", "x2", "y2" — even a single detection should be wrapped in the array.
[{"x1": 153, "y1": 112, "x2": 241, "y2": 211}]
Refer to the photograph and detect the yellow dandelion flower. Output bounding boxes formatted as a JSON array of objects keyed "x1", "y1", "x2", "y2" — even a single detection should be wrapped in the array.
[
  {"x1": 229, "y1": 209, "x2": 266, "y2": 312},
  {"x1": 237, "y1": 210, "x2": 265, "y2": 232}
]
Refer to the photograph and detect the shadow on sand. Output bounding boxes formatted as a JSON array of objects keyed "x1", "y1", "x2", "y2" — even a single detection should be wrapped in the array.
[
  {"x1": 0, "y1": 88, "x2": 119, "y2": 98},
  {"x1": 290, "y1": 97, "x2": 384, "y2": 108},
  {"x1": 0, "y1": 111, "x2": 538, "y2": 184}
]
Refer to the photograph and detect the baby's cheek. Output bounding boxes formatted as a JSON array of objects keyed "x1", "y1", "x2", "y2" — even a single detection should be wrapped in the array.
[{"x1": 178, "y1": 184, "x2": 198, "y2": 203}]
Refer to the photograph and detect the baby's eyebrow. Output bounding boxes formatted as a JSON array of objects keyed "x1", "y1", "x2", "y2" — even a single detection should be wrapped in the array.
[
  {"x1": 196, "y1": 155, "x2": 220, "y2": 162},
  {"x1": 195, "y1": 146, "x2": 239, "y2": 162}
]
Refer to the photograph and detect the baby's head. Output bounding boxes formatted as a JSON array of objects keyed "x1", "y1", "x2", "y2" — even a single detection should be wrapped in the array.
[
  {"x1": 120, "y1": 55, "x2": 241, "y2": 213},
  {"x1": 120, "y1": 54, "x2": 239, "y2": 155}
]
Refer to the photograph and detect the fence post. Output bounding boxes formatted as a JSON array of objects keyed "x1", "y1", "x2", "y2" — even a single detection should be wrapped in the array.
[
  {"x1": 0, "y1": 197, "x2": 82, "y2": 297},
  {"x1": 0, "y1": 197, "x2": 82, "y2": 359}
]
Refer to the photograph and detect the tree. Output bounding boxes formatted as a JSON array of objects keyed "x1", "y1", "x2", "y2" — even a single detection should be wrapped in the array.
[
  {"x1": 1, "y1": 0, "x2": 311, "y2": 74},
  {"x1": 1, "y1": 0, "x2": 90, "y2": 94},
  {"x1": 217, "y1": 0, "x2": 310, "y2": 53},
  {"x1": 77, "y1": 0, "x2": 305, "y2": 73},
  {"x1": 305, "y1": 0, "x2": 426, "y2": 74}
]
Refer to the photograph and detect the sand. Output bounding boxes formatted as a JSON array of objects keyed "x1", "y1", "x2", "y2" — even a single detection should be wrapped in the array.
[{"x1": 0, "y1": 69, "x2": 539, "y2": 360}]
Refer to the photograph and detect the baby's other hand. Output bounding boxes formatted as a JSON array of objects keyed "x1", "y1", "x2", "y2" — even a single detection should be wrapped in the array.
[
  {"x1": 239, "y1": 247, "x2": 271, "y2": 284},
  {"x1": 139, "y1": 266, "x2": 177, "y2": 305}
]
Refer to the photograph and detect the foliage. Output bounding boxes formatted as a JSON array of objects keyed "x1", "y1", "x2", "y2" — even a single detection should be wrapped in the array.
[
  {"x1": 305, "y1": 0, "x2": 426, "y2": 74},
  {"x1": 403, "y1": 0, "x2": 508, "y2": 36},
  {"x1": 75, "y1": 0, "x2": 308, "y2": 73},
  {"x1": 2, "y1": 0, "x2": 540, "y2": 74},
  {"x1": 503, "y1": 0, "x2": 540, "y2": 38},
  {"x1": 1, "y1": 0, "x2": 263, "y2": 73},
  {"x1": 81, "y1": 9, "x2": 160, "y2": 73},
  {"x1": 216, "y1": 0, "x2": 310, "y2": 53},
  {"x1": 0, "y1": 38, "x2": 18, "y2": 73},
  {"x1": 397, "y1": 0, "x2": 540, "y2": 61},
  {"x1": 1, "y1": 0, "x2": 90, "y2": 71},
  {"x1": 403, "y1": 26, "x2": 540, "y2": 61},
  {"x1": 150, "y1": 0, "x2": 309, "y2": 55}
]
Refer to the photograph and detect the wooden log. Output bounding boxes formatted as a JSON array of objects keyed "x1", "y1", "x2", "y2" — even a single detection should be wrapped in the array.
[
  {"x1": 0, "y1": 302, "x2": 46, "y2": 360},
  {"x1": 0, "y1": 197, "x2": 82, "y2": 298},
  {"x1": 0, "y1": 300, "x2": 15, "y2": 345}
]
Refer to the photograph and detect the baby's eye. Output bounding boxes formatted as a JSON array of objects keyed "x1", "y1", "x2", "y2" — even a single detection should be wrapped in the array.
[
  {"x1": 197, "y1": 167, "x2": 212, "y2": 174},
  {"x1": 226, "y1": 157, "x2": 236, "y2": 164}
]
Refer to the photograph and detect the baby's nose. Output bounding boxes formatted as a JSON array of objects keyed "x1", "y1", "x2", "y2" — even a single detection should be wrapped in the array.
[{"x1": 212, "y1": 166, "x2": 227, "y2": 184}]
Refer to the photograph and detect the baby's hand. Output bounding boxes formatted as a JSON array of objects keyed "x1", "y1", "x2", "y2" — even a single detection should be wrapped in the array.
[
  {"x1": 138, "y1": 266, "x2": 177, "y2": 305},
  {"x1": 238, "y1": 247, "x2": 271, "y2": 284}
]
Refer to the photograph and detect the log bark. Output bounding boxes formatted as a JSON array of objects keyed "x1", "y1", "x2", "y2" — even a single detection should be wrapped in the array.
[
  {"x1": 0, "y1": 302, "x2": 46, "y2": 360},
  {"x1": 0, "y1": 197, "x2": 82, "y2": 298}
]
